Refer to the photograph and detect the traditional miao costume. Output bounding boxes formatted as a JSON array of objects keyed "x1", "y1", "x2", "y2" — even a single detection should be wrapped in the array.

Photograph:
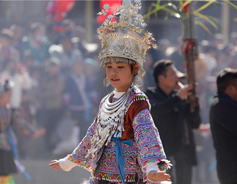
[
  {"x1": 58, "y1": 0, "x2": 171, "y2": 183},
  {"x1": 0, "y1": 104, "x2": 37, "y2": 184},
  {"x1": 0, "y1": 81, "x2": 36, "y2": 184},
  {"x1": 0, "y1": 105, "x2": 17, "y2": 184}
]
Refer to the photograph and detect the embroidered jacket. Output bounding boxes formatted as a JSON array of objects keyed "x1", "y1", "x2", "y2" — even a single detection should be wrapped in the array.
[{"x1": 65, "y1": 86, "x2": 170, "y2": 183}]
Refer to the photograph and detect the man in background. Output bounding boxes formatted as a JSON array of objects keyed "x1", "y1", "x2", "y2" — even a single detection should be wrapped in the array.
[
  {"x1": 145, "y1": 59, "x2": 201, "y2": 184},
  {"x1": 210, "y1": 68, "x2": 237, "y2": 184}
]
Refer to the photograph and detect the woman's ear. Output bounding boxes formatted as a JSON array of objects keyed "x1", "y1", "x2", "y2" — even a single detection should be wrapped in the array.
[{"x1": 134, "y1": 64, "x2": 140, "y2": 75}]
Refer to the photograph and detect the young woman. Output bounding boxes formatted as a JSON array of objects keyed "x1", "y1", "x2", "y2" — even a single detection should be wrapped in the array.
[
  {"x1": 50, "y1": 59, "x2": 171, "y2": 184},
  {"x1": 50, "y1": 0, "x2": 171, "y2": 183}
]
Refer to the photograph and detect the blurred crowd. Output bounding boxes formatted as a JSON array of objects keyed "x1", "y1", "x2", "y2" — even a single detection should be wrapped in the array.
[
  {"x1": 1, "y1": 19, "x2": 237, "y2": 183},
  {"x1": 0, "y1": 20, "x2": 104, "y2": 160}
]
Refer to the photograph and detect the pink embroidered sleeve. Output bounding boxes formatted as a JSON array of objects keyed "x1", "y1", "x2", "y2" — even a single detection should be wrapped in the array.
[
  {"x1": 68, "y1": 95, "x2": 109, "y2": 171},
  {"x1": 67, "y1": 118, "x2": 97, "y2": 171},
  {"x1": 132, "y1": 109, "x2": 171, "y2": 181}
]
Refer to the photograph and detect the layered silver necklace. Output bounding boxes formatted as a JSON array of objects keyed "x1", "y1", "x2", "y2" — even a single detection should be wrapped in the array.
[{"x1": 86, "y1": 88, "x2": 131, "y2": 158}]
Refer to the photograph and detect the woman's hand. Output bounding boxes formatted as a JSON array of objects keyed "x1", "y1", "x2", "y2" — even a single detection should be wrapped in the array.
[
  {"x1": 148, "y1": 170, "x2": 171, "y2": 182},
  {"x1": 49, "y1": 160, "x2": 62, "y2": 170}
]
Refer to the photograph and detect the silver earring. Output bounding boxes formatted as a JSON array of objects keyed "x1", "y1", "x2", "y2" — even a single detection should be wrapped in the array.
[
  {"x1": 133, "y1": 75, "x2": 143, "y2": 87},
  {"x1": 103, "y1": 77, "x2": 110, "y2": 87}
]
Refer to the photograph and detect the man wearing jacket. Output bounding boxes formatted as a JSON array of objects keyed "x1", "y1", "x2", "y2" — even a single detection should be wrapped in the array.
[
  {"x1": 145, "y1": 59, "x2": 201, "y2": 184},
  {"x1": 210, "y1": 68, "x2": 237, "y2": 184}
]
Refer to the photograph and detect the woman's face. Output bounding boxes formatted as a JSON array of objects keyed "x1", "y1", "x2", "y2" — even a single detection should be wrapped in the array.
[{"x1": 105, "y1": 61, "x2": 138, "y2": 92}]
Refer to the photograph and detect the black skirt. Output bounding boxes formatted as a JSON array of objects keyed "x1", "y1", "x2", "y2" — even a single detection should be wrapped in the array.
[{"x1": 0, "y1": 149, "x2": 17, "y2": 176}]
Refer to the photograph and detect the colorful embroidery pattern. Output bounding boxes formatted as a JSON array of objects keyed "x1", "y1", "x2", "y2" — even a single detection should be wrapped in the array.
[
  {"x1": 69, "y1": 118, "x2": 99, "y2": 171},
  {"x1": 133, "y1": 109, "x2": 171, "y2": 181},
  {"x1": 67, "y1": 87, "x2": 170, "y2": 183},
  {"x1": 94, "y1": 140, "x2": 139, "y2": 182},
  {"x1": 94, "y1": 172, "x2": 136, "y2": 183},
  {"x1": 124, "y1": 86, "x2": 151, "y2": 113}
]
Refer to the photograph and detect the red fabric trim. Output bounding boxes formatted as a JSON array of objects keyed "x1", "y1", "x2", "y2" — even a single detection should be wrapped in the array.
[{"x1": 120, "y1": 100, "x2": 149, "y2": 141}]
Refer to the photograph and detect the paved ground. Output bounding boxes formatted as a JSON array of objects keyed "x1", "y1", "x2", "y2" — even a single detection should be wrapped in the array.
[
  {"x1": 13, "y1": 159, "x2": 220, "y2": 184},
  {"x1": 13, "y1": 159, "x2": 91, "y2": 184}
]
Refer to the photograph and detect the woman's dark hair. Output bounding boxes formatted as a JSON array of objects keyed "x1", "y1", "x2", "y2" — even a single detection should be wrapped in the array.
[
  {"x1": 153, "y1": 59, "x2": 173, "y2": 85},
  {"x1": 128, "y1": 60, "x2": 137, "y2": 75},
  {"x1": 217, "y1": 68, "x2": 237, "y2": 93}
]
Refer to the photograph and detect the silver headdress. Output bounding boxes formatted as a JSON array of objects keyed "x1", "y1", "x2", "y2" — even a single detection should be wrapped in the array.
[{"x1": 98, "y1": 0, "x2": 157, "y2": 77}]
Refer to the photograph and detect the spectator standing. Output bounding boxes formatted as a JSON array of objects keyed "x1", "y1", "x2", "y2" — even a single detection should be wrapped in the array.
[
  {"x1": 22, "y1": 22, "x2": 50, "y2": 65},
  {"x1": 49, "y1": 36, "x2": 83, "y2": 75},
  {"x1": 63, "y1": 61, "x2": 94, "y2": 140},
  {"x1": 37, "y1": 58, "x2": 65, "y2": 155},
  {"x1": 0, "y1": 29, "x2": 20, "y2": 70},
  {"x1": 74, "y1": 25, "x2": 88, "y2": 58},
  {"x1": 10, "y1": 24, "x2": 24, "y2": 58},
  {"x1": 210, "y1": 68, "x2": 237, "y2": 184},
  {"x1": 145, "y1": 59, "x2": 201, "y2": 184},
  {"x1": 0, "y1": 60, "x2": 32, "y2": 111},
  {"x1": 61, "y1": 19, "x2": 75, "y2": 39}
]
